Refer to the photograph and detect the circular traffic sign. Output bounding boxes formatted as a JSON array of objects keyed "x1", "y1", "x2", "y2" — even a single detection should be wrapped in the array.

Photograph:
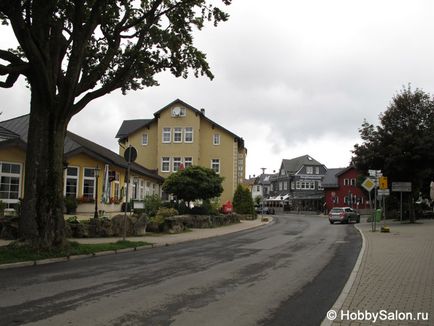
[{"x1": 124, "y1": 146, "x2": 137, "y2": 163}]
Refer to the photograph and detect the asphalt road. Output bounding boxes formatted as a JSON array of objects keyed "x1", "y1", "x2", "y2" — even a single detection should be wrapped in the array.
[{"x1": 0, "y1": 215, "x2": 361, "y2": 326}]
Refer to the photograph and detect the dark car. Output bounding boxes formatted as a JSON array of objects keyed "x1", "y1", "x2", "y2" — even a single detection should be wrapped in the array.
[
  {"x1": 328, "y1": 207, "x2": 360, "y2": 224},
  {"x1": 254, "y1": 206, "x2": 275, "y2": 215}
]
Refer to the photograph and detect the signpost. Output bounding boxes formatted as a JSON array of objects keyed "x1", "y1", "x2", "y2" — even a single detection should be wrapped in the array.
[{"x1": 392, "y1": 182, "x2": 412, "y2": 222}]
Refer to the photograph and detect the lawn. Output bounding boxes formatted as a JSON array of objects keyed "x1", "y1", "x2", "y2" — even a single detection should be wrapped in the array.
[{"x1": 0, "y1": 240, "x2": 149, "y2": 265}]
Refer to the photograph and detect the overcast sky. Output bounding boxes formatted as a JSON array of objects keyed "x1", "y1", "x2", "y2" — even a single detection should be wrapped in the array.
[{"x1": 2, "y1": 0, "x2": 434, "y2": 177}]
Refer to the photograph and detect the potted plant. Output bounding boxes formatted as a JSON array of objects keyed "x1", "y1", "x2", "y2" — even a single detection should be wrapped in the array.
[{"x1": 64, "y1": 196, "x2": 78, "y2": 214}]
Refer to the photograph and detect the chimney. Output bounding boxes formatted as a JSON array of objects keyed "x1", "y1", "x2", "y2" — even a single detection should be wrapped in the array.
[{"x1": 200, "y1": 108, "x2": 205, "y2": 115}]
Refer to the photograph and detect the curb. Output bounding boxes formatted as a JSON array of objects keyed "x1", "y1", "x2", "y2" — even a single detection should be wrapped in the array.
[
  {"x1": 0, "y1": 219, "x2": 271, "y2": 269},
  {"x1": 0, "y1": 245, "x2": 153, "y2": 270},
  {"x1": 320, "y1": 223, "x2": 366, "y2": 326}
]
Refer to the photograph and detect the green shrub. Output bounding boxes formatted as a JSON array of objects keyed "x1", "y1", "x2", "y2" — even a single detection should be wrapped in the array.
[
  {"x1": 233, "y1": 185, "x2": 254, "y2": 215},
  {"x1": 143, "y1": 195, "x2": 162, "y2": 217},
  {"x1": 0, "y1": 200, "x2": 6, "y2": 216},
  {"x1": 64, "y1": 196, "x2": 78, "y2": 214}
]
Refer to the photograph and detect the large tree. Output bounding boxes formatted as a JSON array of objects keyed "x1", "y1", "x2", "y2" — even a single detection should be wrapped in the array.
[
  {"x1": 352, "y1": 85, "x2": 434, "y2": 216},
  {"x1": 162, "y1": 166, "x2": 223, "y2": 204},
  {"x1": 0, "y1": 0, "x2": 231, "y2": 249}
]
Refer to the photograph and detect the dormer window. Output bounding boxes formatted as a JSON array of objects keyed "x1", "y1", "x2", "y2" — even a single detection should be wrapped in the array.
[{"x1": 171, "y1": 106, "x2": 186, "y2": 117}]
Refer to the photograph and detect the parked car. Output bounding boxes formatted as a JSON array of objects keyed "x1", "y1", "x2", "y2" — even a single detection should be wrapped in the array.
[
  {"x1": 254, "y1": 206, "x2": 275, "y2": 215},
  {"x1": 328, "y1": 207, "x2": 360, "y2": 224}
]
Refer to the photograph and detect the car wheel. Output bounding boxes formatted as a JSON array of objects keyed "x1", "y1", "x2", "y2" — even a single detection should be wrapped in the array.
[{"x1": 329, "y1": 220, "x2": 334, "y2": 224}]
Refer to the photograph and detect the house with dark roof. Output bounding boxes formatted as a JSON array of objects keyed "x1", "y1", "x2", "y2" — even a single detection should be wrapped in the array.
[
  {"x1": 115, "y1": 99, "x2": 247, "y2": 204},
  {"x1": 322, "y1": 166, "x2": 369, "y2": 212},
  {"x1": 268, "y1": 155, "x2": 327, "y2": 212},
  {"x1": 0, "y1": 114, "x2": 163, "y2": 212}
]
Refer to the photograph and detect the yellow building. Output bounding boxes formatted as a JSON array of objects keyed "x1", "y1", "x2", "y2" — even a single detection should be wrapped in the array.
[
  {"x1": 116, "y1": 99, "x2": 247, "y2": 204},
  {"x1": 0, "y1": 114, "x2": 163, "y2": 212}
]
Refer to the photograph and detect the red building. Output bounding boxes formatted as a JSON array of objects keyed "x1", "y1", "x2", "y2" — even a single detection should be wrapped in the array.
[{"x1": 323, "y1": 166, "x2": 369, "y2": 212}]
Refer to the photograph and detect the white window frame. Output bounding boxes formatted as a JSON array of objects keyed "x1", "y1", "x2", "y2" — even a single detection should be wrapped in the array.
[
  {"x1": 162, "y1": 127, "x2": 171, "y2": 143},
  {"x1": 213, "y1": 133, "x2": 220, "y2": 145},
  {"x1": 317, "y1": 181, "x2": 324, "y2": 190},
  {"x1": 161, "y1": 157, "x2": 170, "y2": 172},
  {"x1": 184, "y1": 157, "x2": 193, "y2": 168},
  {"x1": 184, "y1": 127, "x2": 193, "y2": 143},
  {"x1": 211, "y1": 159, "x2": 220, "y2": 174},
  {"x1": 0, "y1": 161, "x2": 22, "y2": 205},
  {"x1": 344, "y1": 179, "x2": 350, "y2": 186},
  {"x1": 142, "y1": 133, "x2": 148, "y2": 145},
  {"x1": 64, "y1": 166, "x2": 79, "y2": 197},
  {"x1": 173, "y1": 127, "x2": 183, "y2": 143},
  {"x1": 315, "y1": 166, "x2": 320, "y2": 174},
  {"x1": 114, "y1": 181, "x2": 120, "y2": 201},
  {"x1": 83, "y1": 167, "x2": 96, "y2": 199},
  {"x1": 306, "y1": 166, "x2": 313, "y2": 174},
  {"x1": 173, "y1": 157, "x2": 182, "y2": 172}
]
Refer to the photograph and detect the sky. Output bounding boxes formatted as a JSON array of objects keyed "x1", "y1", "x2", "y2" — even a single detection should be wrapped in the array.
[{"x1": 2, "y1": 0, "x2": 434, "y2": 177}]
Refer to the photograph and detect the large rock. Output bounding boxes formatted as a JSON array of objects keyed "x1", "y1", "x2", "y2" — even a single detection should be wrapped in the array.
[
  {"x1": 88, "y1": 217, "x2": 113, "y2": 237},
  {"x1": 111, "y1": 214, "x2": 135, "y2": 237},
  {"x1": 134, "y1": 213, "x2": 148, "y2": 236}
]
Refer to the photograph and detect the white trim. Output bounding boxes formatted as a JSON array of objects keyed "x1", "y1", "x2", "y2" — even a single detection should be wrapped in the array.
[
  {"x1": 161, "y1": 157, "x2": 170, "y2": 172},
  {"x1": 213, "y1": 133, "x2": 220, "y2": 145},
  {"x1": 142, "y1": 133, "x2": 148, "y2": 145},
  {"x1": 162, "y1": 127, "x2": 171, "y2": 143},
  {"x1": 184, "y1": 157, "x2": 193, "y2": 168},
  {"x1": 64, "y1": 166, "x2": 80, "y2": 197},
  {"x1": 184, "y1": 127, "x2": 193, "y2": 143},
  {"x1": 172, "y1": 157, "x2": 182, "y2": 172},
  {"x1": 173, "y1": 127, "x2": 183, "y2": 143},
  {"x1": 82, "y1": 167, "x2": 96, "y2": 199},
  {"x1": 0, "y1": 161, "x2": 23, "y2": 204},
  {"x1": 211, "y1": 158, "x2": 220, "y2": 174}
]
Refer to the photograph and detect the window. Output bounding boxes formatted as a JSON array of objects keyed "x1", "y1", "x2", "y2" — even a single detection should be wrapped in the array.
[
  {"x1": 315, "y1": 166, "x2": 320, "y2": 174},
  {"x1": 0, "y1": 162, "x2": 22, "y2": 205},
  {"x1": 317, "y1": 181, "x2": 323, "y2": 190},
  {"x1": 161, "y1": 157, "x2": 170, "y2": 172},
  {"x1": 351, "y1": 178, "x2": 356, "y2": 186},
  {"x1": 344, "y1": 179, "x2": 350, "y2": 186},
  {"x1": 173, "y1": 128, "x2": 182, "y2": 143},
  {"x1": 279, "y1": 182, "x2": 283, "y2": 191},
  {"x1": 173, "y1": 157, "x2": 182, "y2": 172},
  {"x1": 162, "y1": 128, "x2": 171, "y2": 143},
  {"x1": 83, "y1": 168, "x2": 96, "y2": 199},
  {"x1": 64, "y1": 166, "x2": 79, "y2": 197},
  {"x1": 171, "y1": 106, "x2": 186, "y2": 117},
  {"x1": 256, "y1": 186, "x2": 260, "y2": 192},
  {"x1": 291, "y1": 181, "x2": 295, "y2": 190},
  {"x1": 184, "y1": 157, "x2": 193, "y2": 168},
  {"x1": 284, "y1": 182, "x2": 288, "y2": 190},
  {"x1": 142, "y1": 133, "x2": 148, "y2": 145},
  {"x1": 184, "y1": 127, "x2": 193, "y2": 143},
  {"x1": 306, "y1": 166, "x2": 313, "y2": 174},
  {"x1": 211, "y1": 159, "x2": 220, "y2": 173},
  {"x1": 114, "y1": 181, "x2": 120, "y2": 201},
  {"x1": 213, "y1": 133, "x2": 220, "y2": 145},
  {"x1": 296, "y1": 180, "x2": 315, "y2": 190}
]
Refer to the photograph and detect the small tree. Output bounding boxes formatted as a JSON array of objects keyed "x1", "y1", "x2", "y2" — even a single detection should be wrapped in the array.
[
  {"x1": 233, "y1": 185, "x2": 254, "y2": 215},
  {"x1": 162, "y1": 166, "x2": 224, "y2": 205}
]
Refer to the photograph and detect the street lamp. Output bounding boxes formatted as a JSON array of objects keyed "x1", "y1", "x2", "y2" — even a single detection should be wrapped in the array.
[{"x1": 93, "y1": 165, "x2": 100, "y2": 219}]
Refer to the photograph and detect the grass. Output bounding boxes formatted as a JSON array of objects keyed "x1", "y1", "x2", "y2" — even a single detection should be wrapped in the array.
[{"x1": 0, "y1": 240, "x2": 149, "y2": 265}]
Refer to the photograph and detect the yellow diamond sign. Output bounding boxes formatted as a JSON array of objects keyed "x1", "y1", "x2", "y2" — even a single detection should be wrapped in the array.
[{"x1": 362, "y1": 178, "x2": 375, "y2": 192}]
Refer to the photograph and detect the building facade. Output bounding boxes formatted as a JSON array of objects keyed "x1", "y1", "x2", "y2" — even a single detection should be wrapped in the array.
[
  {"x1": 116, "y1": 99, "x2": 247, "y2": 204},
  {"x1": 0, "y1": 115, "x2": 163, "y2": 212},
  {"x1": 322, "y1": 166, "x2": 369, "y2": 212},
  {"x1": 268, "y1": 155, "x2": 327, "y2": 212}
]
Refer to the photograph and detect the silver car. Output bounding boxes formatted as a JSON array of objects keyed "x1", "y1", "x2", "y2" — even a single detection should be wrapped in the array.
[{"x1": 329, "y1": 207, "x2": 360, "y2": 224}]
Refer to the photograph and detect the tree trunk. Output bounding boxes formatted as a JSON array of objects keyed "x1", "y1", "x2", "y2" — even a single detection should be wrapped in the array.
[{"x1": 19, "y1": 91, "x2": 67, "y2": 249}]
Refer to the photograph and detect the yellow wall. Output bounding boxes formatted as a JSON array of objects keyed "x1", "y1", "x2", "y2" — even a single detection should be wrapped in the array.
[
  {"x1": 121, "y1": 103, "x2": 247, "y2": 204},
  {"x1": 0, "y1": 146, "x2": 26, "y2": 199}
]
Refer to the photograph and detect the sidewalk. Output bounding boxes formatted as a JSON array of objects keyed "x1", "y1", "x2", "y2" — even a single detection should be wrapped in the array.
[
  {"x1": 332, "y1": 219, "x2": 434, "y2": 325},
  {"x1": 0, "y1": 218, "x2": 270, "y2": 248}
]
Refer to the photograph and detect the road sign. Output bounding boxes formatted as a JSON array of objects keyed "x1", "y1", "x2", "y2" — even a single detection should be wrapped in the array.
[
  {"x1": 362, "y1": 178, "x2": 375, "y2": 192},
  {"x1": 391, "y1": 182, "x2": 412, "y2": 192},
  {"x1": 124, "y1": 146, "x2": 137, "y2": 163},
  {"x1": 378, "y1": 189, "x2": 390, "y2": 196},
  {"x1": 379, "y1": 176, "x2": 388, "y2": 190}
]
